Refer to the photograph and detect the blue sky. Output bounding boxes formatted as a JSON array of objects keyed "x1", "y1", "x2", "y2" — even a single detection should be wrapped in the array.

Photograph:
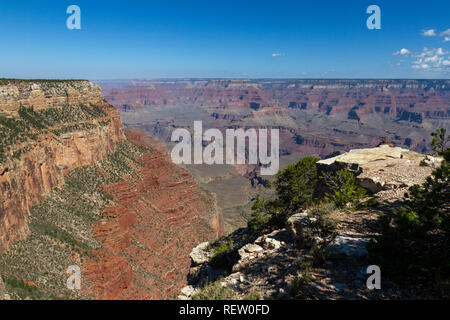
[{"x1": 0, "y1": 0, "x2": 449, "y2": 79}]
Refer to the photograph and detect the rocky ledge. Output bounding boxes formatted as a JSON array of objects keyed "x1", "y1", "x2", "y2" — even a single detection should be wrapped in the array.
[
  {"x1": 180, "y1": 145, "x2": 438, "y2": 300},
  {"x1": 317, "y1": 144, "x2": 440, "y2": 196}
]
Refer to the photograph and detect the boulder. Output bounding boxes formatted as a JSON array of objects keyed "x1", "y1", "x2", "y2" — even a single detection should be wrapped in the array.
[
  {"x1": 358, "y1": 177, "x2": 385, "y2": 194},
  {"x1": 180, "y1": 285, "x2": 196, "y2": 297},
  {"x1": 329, "y1": 233, "x2": 368, "y2": 257},
  {"x1": 287, "y1": 211, "x2": 316, "y2": 236},
  {"x1": 190, "y1": 242, "x2": 211, "y2": 266},
  {"x1": 238, "y1": 244, "x2": 263, "y2": 260},
  {"x1": 264, "y1": 237, "x2": 283, "y2": 250},
  {"x1": 255, "y1": 230, "x2": 287, "y2": 250}
]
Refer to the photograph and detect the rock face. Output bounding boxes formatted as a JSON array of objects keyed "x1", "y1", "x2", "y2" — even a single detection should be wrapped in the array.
[
  {"x1": 190, "y1": 242, "x2": 213, "y2": 266},
  {"x1": 317, "y1": 144, "x2": 440, "y2": 195},
  {"x1": 0, "y1": 81, "x2": 124, "y2": 252},
  {"x1": 0, "y1": 80, "x2": 103, "y2": 115},
  {"x1": 99, "y1": 79, "x2": 450, "y2": 157},
  {"x1": 0, "y1": 80, "x2": 221, "y2": 300},
  {"x1": 83, "y1": 131, "x2": 221, "y2": 299}
]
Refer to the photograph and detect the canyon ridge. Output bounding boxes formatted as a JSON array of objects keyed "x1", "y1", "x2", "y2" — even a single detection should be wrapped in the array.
[
  {"x1": 0, "y1": 78, "x2": 448, "y2": 300},
  {"x1": 97, "y1": 79, "x2": 450, "y2": 233}
]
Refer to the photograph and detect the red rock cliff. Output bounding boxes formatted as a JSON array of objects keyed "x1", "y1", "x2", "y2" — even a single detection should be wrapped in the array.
[
  {"x1": 0, "y1": 80, "x2": 125, "y2": 252},
  {"x1": 83, "y1": 130, "x2": 221, "y2": 299},
  {"x1": 0, "y1": 81, "x2": 221, "y2": 300}
]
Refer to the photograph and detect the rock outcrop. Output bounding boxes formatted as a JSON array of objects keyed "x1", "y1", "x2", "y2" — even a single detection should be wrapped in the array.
[
  {"x1": 182, "y1": 145, "x2": 438, "y2": 300},
  {"x1": 190, "y1": 242, "x2": 213, "y2": 266},
  {"x1": 0, "y1": 80, "x2": 104, "y2": 115},
  {"x1": 317, "y1": 144, "x2": 440, "y2": 195}
]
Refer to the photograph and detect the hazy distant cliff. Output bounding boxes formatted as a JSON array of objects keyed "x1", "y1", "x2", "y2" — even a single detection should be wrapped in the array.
[{"x1": 99, "y1": 79, "x2": 450, "y2": 157}]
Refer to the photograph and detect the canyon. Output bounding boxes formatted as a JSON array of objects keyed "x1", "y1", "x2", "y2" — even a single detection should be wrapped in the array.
[
  {"x1": 0, "y1": 80, "x2": 221, "y2": 299},
  {"x1": 1, "y1": 78, "x2": 448, "y2": 300},
  {"x1": 99, "y1": 79, "x2": 450, "y2": 156},
  {"x1": 97, "y1": 79, "x2": 450, "y2": 232}
]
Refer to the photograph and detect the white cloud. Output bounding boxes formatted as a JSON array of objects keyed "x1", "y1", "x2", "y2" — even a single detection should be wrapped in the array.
[
  {"x1": 271, "y1": 53, "x2": 285, "y2": 57},
  {"x1": 438, "y1": 29, "x2": 450, "y2": 42},
  {"x1": 411, "y1": 47, "x2": 450, "y2": 71},
  {"x1": 395, "y1": 28, "x2": 450, "y2": 71},
  {"x1": 419, "y1": 28, "x2": 450, "y2": 41},
  {"x1": 393, "y1": 48, "x2": 411, "y2": 56},
  {"x1": 421, "y1": 29, "x2": 437, "y2": 36},
  {"x1": 440, "y1": 29, "x2": 450, "y2": 36}
]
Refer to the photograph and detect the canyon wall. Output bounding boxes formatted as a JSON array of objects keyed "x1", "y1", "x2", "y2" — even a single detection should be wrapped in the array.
[
  {"x1": 0, "y1": 80, "x2": 104, "y2": 115},
  {"x1": 83, "y1": 130, "x2": 221, "y2": 299},
  {"x1": 99, "y1": 79, "x2": 450, "y2": 156},
  {"x1": 0, "y1": 80, "x2": 124, "y2": 252},
  {"x1": 0, "y1": 80, "x2": 221, "y2": 299}
]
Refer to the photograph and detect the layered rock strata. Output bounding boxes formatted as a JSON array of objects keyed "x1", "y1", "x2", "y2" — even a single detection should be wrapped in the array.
[{"x1": 0, "y1": 80, "x2": 221, "y2": 299}]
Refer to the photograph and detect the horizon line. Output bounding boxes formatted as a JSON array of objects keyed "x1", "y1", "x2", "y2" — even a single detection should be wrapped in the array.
[{"x1": 2, "y1": 77, "x2": 450, "y2": 82}]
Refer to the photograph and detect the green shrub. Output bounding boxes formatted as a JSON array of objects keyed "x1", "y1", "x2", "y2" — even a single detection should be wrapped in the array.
[
  {"x1": 290, "y1": 256, "x2": 314, "y2": 297},
  {"x1": 191, "y1": 281, "x2": 235, "y2": 300},
  {"x1": 295, "y1": 202, "x2": 338, "y2": 249},
  {"x1": 307, "y1": 202, "x2": 338, "y2": 237},
  {"x1": 322, "y1": 169, "x2": 367, "y2": 209},
  {"x1": 248, "y1": 156, "x2": 319, "y2": 235},
  {"x1": 288, "y1": 277, "x2": 302, "y2": 297},
  {"x1": 2, "y1": 276, "x2": 43, "y2": 300},
  {"x1": 210, "y1": 237, "x2": 234, "y2": 269},
  {"x1": 367, "y1": 129, "x2": 449, "y2": 296},
  {"x1": 248, "y1": 196, "x2": 282, "y2": 235},
  {"x1": 273, "y1": 156, "x2": 319, "y2": 212},
  {"x1": 431, "y1": 128, "x2": 449, "y2": 155}
]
